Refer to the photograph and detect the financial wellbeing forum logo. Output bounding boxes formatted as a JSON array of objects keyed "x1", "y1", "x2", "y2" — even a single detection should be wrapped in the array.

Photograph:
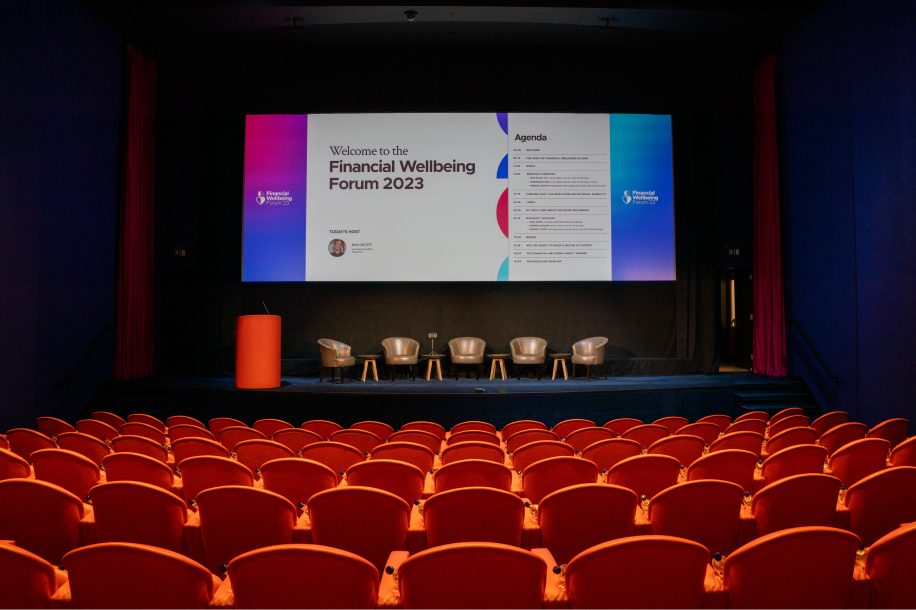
[
  {"x1": 622, "y1": 190, "x2": 659, "y2": 205},
  {"x1": 256, "y1": 190, "x2": 293, "y2": 205}
]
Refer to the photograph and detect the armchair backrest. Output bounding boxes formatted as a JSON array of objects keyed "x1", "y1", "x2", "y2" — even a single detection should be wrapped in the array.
[
  {"x1": 434, "y1": 459, "x2": 513, "y2": 493},
  {"x1": 865, "y1": 522, "x2": 916, "y2": 609},
  {"x1": 31, "y1": 448, "x2": 101, "y2": 500},
  {"x1": 260, "y1": 457, "x2": 339, "y2": 510},
  {"x1": 751, "y1": 473, "x2": 842, "y2": 537},
  {"x1": 512, "y1": 440, "x2": 576, "y2": 472},
  {"x1": 0, "y1": 479, "x2": 85, "y2": 564},
  {"x1": 647, "y1": 434, "x2": 706, "y2": 467},
  {"x1": 171, "y1": 437, "x2": 230, "y2": 465},
  {"x1": 552, "y1": 419, "x2": 596, "y2": 439},
  {"x1": 424, "y1": 487, "x2": 525, "y2": 548},
  {"x1": 580, "y1": 438, "x2": 642, "y2": 473},
  {"x1": 867, "y1": 418, "x2": 910, "y2": 449},
  {"x1": 89, "y1": 481, "x2": 189, "y2": 553},
  {"x1": 0, "y1": 448, "x2": 31, "y2": 480},
  {"x1": 506, "y1": 428, "x2": 559, "y2": 454},
  {"x1": 648, "y1": 479, "x2": 744, "y2": 558},
  {"x1": 811, "y1": 411, "x2": 850, "y2": 437},
  {"x1": 370, "y1": 442, "x2": 435, "y2": 474},
  {"x1": 168, "y1": 424, "x2": 216, "y2": 442},
  {"x1": 388, "y1": 430, "x2": 441, "y2": 454},
  {"x1": 827, "y1": 438, "x2": 890, "y2": 487},
  {"x1": 179, "y1": 456, "x2": 254, "y2": 504},
  {"x1": 845, "y1": 466, "x2": 916, "y2": 546},
  {"x1": 760, "y1": 444, "x2": 827, "y2": 485},
  {"x1": 502, "y1": 420, "x2": 547, "y2": 439},
  {"x1": 121, "y1": 421, "x2": 167, "y2": 444},
  {"x1": 252, "y1": 419, "x2": 294, "y2": 438},
  {"x1": 300, "y1": 419, "x2": 343, "y2": 439},
  {"x1": 709, "y1": 431, "x2": 764, "y2": 458},
  {"x1": 346, "y1": 459, "x2": 425, "y2": 506},
  {"x1": 382, "y1": 337, "x2": 419, "y2": 357},
  {"x1": 111, "y1": 435, "x2": 169, "y2": 464},
  {"x1": 0, "y1": 542, "x2": 64, "y2": 609},
  {"x1": 102, "y1": 452, "x2": 174, "y2": 490},
  {"x1": 510, "y1": 337, "x2": 547, "y2": 356},
  {"x1": 7, "y1": 428, "x2": 56, "y2": 460},
  {"x1": 890, "y1": 435, "x2": 916, "y2": 467},
  {"x1": 440, "y1": 441, "x2": 505, "y2": 465},
  {"x1": 299, "y1": 441, "x2": 365, "y2": 482},
  {"x1": 765, "y1": 426, "x2": 818, "y2": 455},
  {"x1": 606, "y1": 454, "x2": 680, "y2": 500},
  {"x1": 57, "y1": 432, "x2": 111, "y2": 465},
  {"x1": 686, "y1": 449, "x2": 757, "y2": 493},
  {"x1": 767, "y1": 414, "x2": 811, "y2": 438},
  {"x1": 522, "y1": 456, "x2": 600, "y2": 504},
  {"x1": 318, "y1": 338, "x2": 351, "y2": 367},
  {"x1": 571, "y1": 336, "x2": 608, "y2": 358},
  {"x1": 449, "y1": 337, "x2": 486, "y2": 355}
]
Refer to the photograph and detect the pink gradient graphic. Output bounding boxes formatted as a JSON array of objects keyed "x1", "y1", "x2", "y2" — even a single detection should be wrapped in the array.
[{"x1": 496, "y1": 188, "x2": 509, "y2": 238}]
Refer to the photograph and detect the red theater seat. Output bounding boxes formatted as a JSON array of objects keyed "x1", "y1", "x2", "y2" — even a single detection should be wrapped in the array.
[
  {"x1": 433, "y1": 459, "x2": 513, "y2": 493},
  {"x1": 180, "y1": 455, "x2": 253, "y2": 505},
  {"x1": 398, "y1": 542, "x2": 546, "y2": 609},
  {"x1": 120, "y1": 421, "x2": 167, "y2": 444},
  {"x1": 751, "y1": 473, "x2": 842, "y2": 537},
  {"x1": 764, "y1": 426, "x2": 818, "y2": 455},
  {"x1": 447, "y1": 429, "x2": 500, "y2": 447},
  {"x1": 6, "y1": 428, "x2": 56, "y2": 461},
  {"x1": 388, "y1": 429, "x2": 441, "y2": 455},
  {"x1": 811, "y1": 411, "x2": 850, "y2": 437},
  {"x1": 723, "y1": 527, "x2": 861, "y2": 608},
  {"x1": 329, "y1": 429, "x2": 382, "y2": 456},
  {"x1": 725, "y1": 418, "x2": 767, "y2": 436},
  {"x1": 565, "y1": 536, "x2": 709, "y2": 609},
  {"x1": 696, "y1": 414, "x2": 731, "y2": 430},
  {"x1": 102, "y1": 452, "x2": 174, "y2": 491},
  {"x1": 652, "y1": 416, "x2": 690, "y2": 434},
  {"x1": 400, "y1": 421, "x2": 447, "y2": 442},
  {"x1": 300, "y1": 441, "x2": 364, "y2": 481},
  {"x1": 677, "y1": 422, "x2": 721, "y2": 445},
  {"x1": 346, "y1": 459, "x2": 425, "y2": 506},
  {"x1": 171, "y1": 437, "x2": 230, "y2": 465},
  {"x1": 127, "y1": 413, "x2": 167, "y2": 434},
  {"x1": 501, "y1": 420, "x2": 546, "y2": 440},
  {"x1": 218, "y1": 426, "x2": 267, "y2": 452},
  {"x1": 687, "y1": 449, "x2": 757, "y2": 493},
  {"x1": 301, "y1": 419, "x2": 344, "y2": 439},
  {"x1": 564, "y1": 426, "x2": 616, "y2": 453},
  {"x1": 735, "y1": 410, "x2": 769, "y2": 423},
  {"x1": 538, "y1": 483, "x2": 637, "y2": 565},
  {"x1": 0, "y1": 448, "x2": 31, "y2": 480},
  {"x1": 0, "y1": 541, "x2": 68, "y2": 609},
  {"x1": 167, "y1": 415, "x2": 206, "y2": 429},
  {"x1": 260, "y1": 458, "x2": 338, "y2": 512},
  {"x1": 552, "y1": 418, "x2": 596, "y2": 439},
  {"x1": 603, "y1": 417, "x2": 643, "y2": 435},
  {"x1": 867, "y1": 418, "x2": 910, "y2": 449},
  {"x1": 451, "y1": 420, "x2": 498, "y2": 435},
  {"x1": 768, "y1": 414, "x2": 811, "y2": 438},
  {"x1": 0, "y1": 479, "x2": 87, "y2": 564},
  {"x1": 708, "y1": 430, "x2": 764, "y2": 457},
  {"x1": 649, "y1": 479, "x2": 744, "y2": 558},
  {"x1": 272, "y1": 427, "x2": 323, "y2": 453},
  {"x1": 522, "y1": 455, "x2": 599, "y2": 504},
  {"x1": 827, "y1": 437, "x2": 890, "y2": 488},
  {"x1": 890, "y1": 435, "x2": 916, "y2": 467},
  {"x1": 168, "y1": 424, "x2": 216, "y2": 442},
  {"x1": 371, "y1": 441, "x2": 435, "y2": 473},
  {"x1": 351, "y1": 420, "x2": 395, "y2": 441},
  {"x1": 88, "y1": 481, "x2": 189, "y2": 553},
  {"x1": 580, "y1": 438, "x2": 642, "y2": 473},
  {"x1": 252, "y1": 418, "x2": 293, "y2": 438},
  {"x1": 512, "y1": 440, "x2": 576, "y2": 472},
  {"x1": 845, "y1": 466, "x2": 916, "y2": 546},
  {"x1": 112, "y1": 434, "x2": 170, "y2": 464},
  {"x1": 865, "y1": 522, "x2": 916, "y2": 609},
  {"x1": 57, "y1": 432, "x2": 111, "y2": 465},
  {"x1": 36, "y1": 416, "x2": 76, "y2": 439},
  {"x1": 424, "y1": 487, "x2": 524, "y2": 547},
  {"x1": 606, "y1": 454, "x2": 680, "y2": 500},
  {"x1": 76, "y1": 419, "x2": 119, "y2": 443},
  {"x1": 31, "y1": 448, "x2": 101, "y2": 501},
  {"x1": 760, "y1": 444, "x2": 827, "y2": 486},
  {"x1": 819, "y1": 422, "x2": 868, "y2": 456},
  {"x1": 621, "y1": 424, "x2": 668, "y2": 448},
  {"x1": 91, "y1": 411, "x2": 126, "y2": 430},
  {"x1": 505, "y1": 429, "x2": 559, "y2": 454},
  {"x1": 440, "y1": 441, "x2": 505, "y2": 465},
  {"x1": 234, "y1": 439, "x2": 295, "y2": 475},
  {"x1": 0, "y1": 434, "x2": 8, "y2": 451},
  {"x1": 769, "y1": 407, "x2": 806, "y2": 425},
  {"x1": 648, "y1": 434, "x2": 706, "y2": 467},
  {"x1": 209, "y1": 417, "x2": 247, "y2": 435}
]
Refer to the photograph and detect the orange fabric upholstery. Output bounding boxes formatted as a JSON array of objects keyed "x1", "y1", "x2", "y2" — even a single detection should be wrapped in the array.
[
  {"x1": 687, "y1": 449, "x2": 758, "y2": 493},
  {"x1": 371, "y1": 441, "x2": 435, "y2": 473},
  {"x1": 89, "y1": 481, "x2": 189, "y2": 553},
  {"x1": 208, "y1": 417, "x2": 247, "y2": 435},
  {"x1": 36, "y1": 417, "x2": 76, "y2": 439},
  {"x1": 603, "y1": 418, "x2": 643, "y2": 435},
  {"x1": 260, "y1": 457, "x2": 338, "y2": 510},
  {"x1": 91, "y1": 411, "x2": 126, "y2": 429},
  {"x1": 0, "y1": 435, "x2": 8, "y2": 451},
  {"x1": 505, "y1": 429, "x2": 559, "y2": 453},
  {"x1": 724, "y1": 419, "x2": 767, "y2": 436},
  {"x1": 252, "y1": 418, "x2": 293, "y2": 438},
  {"x1": 399, "y1": 542, "x2": 546, "y2": 609},
  {"x1": 433, "y1": 459, "x2": 513, "y2": 493},
  {"x1": 760, "y1": 444, "x2": 827, "y2": 486},
  {"x1": 112, "y1": 435, "x2": 169, "y2": 464},
  {"x1": 539, "y1": 483, "x2": 637, "y2": 565},
  {"x1": 309, "y1": 486, "x2": 410, "y2": 574},
  {"x1": 606, "y1": 454, "x2": 680, "y2": 500},
  {"x1": 447, "y1": 429, "x2": 500, "y2": 447},
  {"x1": 648, "y1": 434, "x2": 706, "y2": 467},
  {"x1": 890, "y1": 435, "x2": 916, "y2": 467},
  {"x1": 329, "y1": 429, "x2": 382, "y2": 456},
  {"x1": 552, "y1": 419, "x2": 596, "y2": 439},
  {"x1": 388, "y1": 430, "x2": 441, "y2": 455},
  {"x1": 168, "y1": 424, "x2": 216, "y2": 442},
  {"x1": 845, "y1": 466, "x2": 916, "y2": 546},
  {"x1": 63, "y1": 542, "x2": 218, "y2": 608},
  {"x1": 272, "y1": 428, "x2": 323, "y2": 453},
  {"x1": 769, "y1": 407, "x2": 806, "y2": 425},
  {"x1": 424, "y1": 487, "x2": 524, "y2": 547},
  {"x1": 226, "y1": 544, "x2": 380, "y2": 609},
  {"x1": 768, "y1": 414, "x2": 811, "y2": 437},
  {"x1": 196, "y1": 486, "x2": 297, "y2": 574},
  {"x1": 819, "y1": 422, "x2": 868, "y2": 456},
  {"x1": 7, "y1": 428, "x2": 56, "y2": 461},
  {"x1": 828, "y1": 438, "x2": 890, "y2": 488},
  {"x1": 866, "y1": 418, "x2": 910, "y2": 449},
  {"x1": 697, "y1": 414, "x2": 732, "y2": 430},
  {"x1": 0, "y1": 479, "x2": 85, "y2": 564},
  {"x1": 649, "y1": 480, "x2": 744, "y2": 558},
  {"x1": 0, "y1": 541, "x2": 67, "y2": 609},
  {"x1": 235, "y1": 439, "x2": 295, "y2": 474},
  {"x1": 709, "y1": 431, "x2": 764, "y2": 458},
  {"x1": 351, "y1": 420, "x2": 395, "y2": 441},
  {"x1": 564, "y1": 427, "x2": 617, "y2": 453},
  {"x1": 120, "y1": 421, "x2": 167, "y2": 444},
  {"x1": 180, "y1": 456, "x2": 254, "y2": 505},
  {"x1": 0, "y1": 448, "x2": 31, "y2": 480},
  {"x1": 522, "y1": 456, "x2": 599, "y2": 504},
  {"x1": 723, "y1": 526, "x2": 861, "y2": 608},
  {"x1": 501, "y1": 420, "x2": 547, "y2": 440},
  {"x1": 300, "y1": 441, "x2": 364, "y2": 481},
  {"x1": 167, "y1": 415, "x2": 206, "y2": 429},
  {"x1": 580, "y1": 438, "x2": 642, "y2": 472},
  {"x1": 31, "y1": 449, "x2": 101, "y2": 500},
  {"x1": 127, "y1": 413, "x2": 167, "y2": 434},
  {"x1": 347, "y1": 459, "x2": 425, "y2": 506},
  {"x1": 102, "y1": 452, "x2": 174, "y2": 491},
  {"x1": 764, "y1": 426, "x2": 817, "y2": 455},
  {"x1": 451, "y1": 420, "x2": 497, "y2": 435},
  {"x1": 440, "y1": 441, "x2": 505, "y2": 465},
  {"x1": 400, "y1": 421, "x2": 446, "y2": 442},
  {"x1": 621, "y1": 424, "x2": 669, "y2": 448},
  {"x1": 565, "y1": 536, "x2": 709, "y2": 609},
  {"x1": 751, "y1": 473, "x2": 843, "y2": 537},
  {"x1": 76, "y1": 419, "x2": 120, "y2": 442},
  {"x1": 56, "y1": 432, "x2": 111, "y2": 465},
  {"x1": 678, "y1": 422, "x2": 721, "y2": 445},
  {"x1": 865, "y1": 522, "x2": 916, "y2": 609},
  {"x1": 171, "y1": 437, "x2": 230, "y2": 465},
  {"x1": 735, "y1": 410, "x2": 769, "y2": 423},
  {"x1": 218, "y1": 426, "x2": 267, "y2": 452},
  {"x1": 811, "y1": 411, "x2": 850, "y2": 437},
  {"x1": 652, "y1": 416, "x2": 690, "y2": 434},
  {"x1": 512, "y1": 440, "x2": 576, "y2": 472},
  {"x1": 301, "y1": 419, "x2": 344, "y2": 439}
]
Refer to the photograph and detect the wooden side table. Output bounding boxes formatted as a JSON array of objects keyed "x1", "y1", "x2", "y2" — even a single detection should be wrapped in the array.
[
  {"x1": 421, "y1": 354, "x2": 444, "y2": 381},
  {"x1": 357, "y1": 355, "x2": 380, "y2": 382},
  {"x1": 488, "y1": 354, "x2": 509, "y2": 381},
  {"x1": 550, "y1": 353, "x2": 571, "y2": 380}
]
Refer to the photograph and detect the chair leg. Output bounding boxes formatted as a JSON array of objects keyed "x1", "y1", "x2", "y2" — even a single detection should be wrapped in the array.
[
  {"x1": 587, "y1": 365, "x2": 591, "y2": 382},
  {"x1": 330, "y1": 367, "x2": 336, "y2": 382},
  {"x1": 571, "y1": 363, "x2": 576, "y2": 379},
  {"x1": 337, "y1": 367, "x2": 344, "y2": 385},
  {"x1": 319, "y1": 367, "x2": 325, "y2": 383},
  {"x1": 411, "y1": 364, "x2": 416, "y2": 381},
  {"x1": 390, "y1": 364, "x2": 395, "y2": 381},
  {"x1": 601, "y1": 363, "x2": 607, "y2": 380},
  {"x1": 476, "y1": 364, "x2": 481, "y2": 380},
  {"x1": 516, "y1": 363, "x2": 521, "y2": 381}
]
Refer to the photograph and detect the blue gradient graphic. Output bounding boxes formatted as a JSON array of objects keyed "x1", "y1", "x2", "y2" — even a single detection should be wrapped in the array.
[{"x1": 610, "y1": 115, "x2": 675, "y2": 281}]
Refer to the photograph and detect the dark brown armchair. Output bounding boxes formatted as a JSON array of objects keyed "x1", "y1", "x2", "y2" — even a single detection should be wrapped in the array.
[
  {"x1": 317, "y1": 339, "x2": 356, "y2": 384},
  {"x1": 571, "y1": 337, "x2": 608, "y2": 381},
  {"x1": 448, "y1": 337, "x2": 486, "y2": 380},
  {"x1": 509, "y1": 337, "x2": 548, "y2": 380},
  {"x1": 382, "y1": 337, "x2": 420, "y2": 381}
]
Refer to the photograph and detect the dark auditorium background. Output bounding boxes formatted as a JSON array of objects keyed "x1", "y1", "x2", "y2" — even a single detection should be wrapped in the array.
[{"x1": 1, "y1": 0, "x2": 914, "y2": 432}]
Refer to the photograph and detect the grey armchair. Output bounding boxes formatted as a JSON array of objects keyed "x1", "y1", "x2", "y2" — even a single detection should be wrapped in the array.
[
  {"x1": 382, "y1": 337, "x2": 420, "y2": 381},
  {"x1": 448, "y1": 337, "x2": 486, "y2": 380},
  {"x1": 317, "y1": 339, "x2": 356, "y2": 384},
  {"x1": 509, "y1": 337, "x2": 548, "y2": 380},
  {"x1": 571, "y1": 337, "x2": 608, "y2": 381}
]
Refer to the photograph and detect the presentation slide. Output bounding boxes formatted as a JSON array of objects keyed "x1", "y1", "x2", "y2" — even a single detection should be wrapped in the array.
[{"x1": 243, "y1": 113, "x2": 674, "y2": 282}]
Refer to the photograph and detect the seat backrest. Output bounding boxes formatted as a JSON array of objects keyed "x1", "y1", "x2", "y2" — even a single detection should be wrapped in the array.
[
  {"x1": 208, "y1": 417, "x2": 247, "y2": 435},
  {"x1": 0, "y1": 435, "x2": 7, "y2": 451},
  {"x1": 424, "y1": 487, "x2": 524, "y2": 548},
  {"x1": 227, "y1": 544, "x2": 380, "y2": 610},
  {"x1": 31, "y1": 448, "x2": 101, "y2": 500},
  {"x1": 865, "y1": 522, "x2": 916, "y2": 609},
  {"x1": 652, "y1": 416, "x2": 690, "y2": 435},
  {"x1": 564, "y1": 427, "x2": 617, "y2": 453},
  {"x1": 571, "y1": 336, "x2": 608, "y2": 358},
  {"x1": 260, "y1": 458, "x2": 338, "y2": 510},
  {"x1": 440, "y1": 441, "x2": 505, "y2": 465},
  {"x1": 828, "y1": 438, "x2": 890, "y2": 488},
  {"x1": 329, "y1": 429, "x2": 382, "y2": 456},
  {"x1": 447, "y1": 429, "x2": 501, "y2": 447},
  {"x1": 696, "y1": 414, "x2": 731, "y2": 430},
  {"x1": 760, "y1": 444, "x2": 827, "y2": 486},
  {"x1": 346, "y1": 459, "x2": 425, "y2": 506},
  {"x1": 769, "y1": 407, "x2": 806, "y2": 426},
  {"x1": 0, "y1": 542, "x2": 64, "y2": 609},
  {"x1": 735, "y1": 410, "x2": 769, "y2": 423},
  {"x1": 811, "y1": 411, "x2": 850, "y2": 437},
  {"x1": 351, "y1": 420, "x2": 395, "y2": 441},
  {"x1": 724, "y1": 418, "x2": 767, "y2": 436},
  {"x1": 510, "y1": 336, "x2": 547, "y2": 356},
  {"x1": 819, "y1": 422, "x2": 868, "y2": 456},
  {"x1": 580, "y1": 438, "x2": 642, "y2": 473},
  {"x1": 552, "y1": 419, "x2": 596, "y2": 439},
  {"x1": 252, "y1": 418, "x2": 293, "y2": 438},
  {"x1": 451, "y1": 420, "x2": 497, "y2": 435},
  {"x1": 0, "y1": 479, "x2": 85, "y2": 564},
  {"x1": 565, "y1": 536, "x2": 709, "y2": 609},
  {"x1": 539, "y1": 483, "x2": 638, "y2": 565},
  {"x1": 512, "y1": 440, "x2": 576, "y2": 472},
  {"x1": 89, "y1": 481, "x2": 188, "y2": 553},
  {"x1": 64, "y1": 542, "x2": 217, "y2": 609},
  {"x1": 752, "y1": 473, "x2": 842, "y2": 538},
  {"x1": 723, "y1": 527, "x2": 861, "y2": 608},
  {"x1": 112, "y1": 435, "x2": 169, "y2": 463},
  {"x1": 197, "y1": 486, "x2": 297, "y2": 574},
  {"x1": 171, "y1": 437, "x2": 230, "y2": 465},
  {"x1": 501, "y1": 420, "x2": 547, "y2": 440},
  {"x1": 318, "y1": 338, "x2": 351, "y2": 366},
  {"x1": 890, "y1": 435, "x2": 916, "y2": 467},
  {"x1": 709, "y1": 431, "x2": 764, "y2": 458},
  {"x1": 400, "y1": 421, "x2": 446, "y2": 442},
  {"x1": 371, "y1": 442, "x2": 435, "y2": 473},
  {"x1": 867, "y1": 418, "x2": 911, "y2": 449},
  {"x1": 36, "y1": 416, "x2": 76, "y2": 439},
  {"x1": 647, "y1": 434, "x2": 706, "y2": 467},
  {"x1": 845, "y1": 466, "x2": 916, "y2": 546},
  {"x1": 301, "y1": 419, "x2": 344, "y2": 439},
  {"x1": 309, "y1": 486, "x2": 410, "y2": 574},
  {"x1": 218, "y1": 426, "x2": 268, "y2": 452},
  {"x1": 388, "y1": 429, "x2": 441, "y2": 454},
  {"x1": 649, "y1": 479, "x2": 744, "y2": 558},
  {"x1": 449, "y1": 337, "x2": 486, "y2": 356},
  {"x1": 686, "y1": 449, "x2": 757, "y2": 493},
  {"x1": 300, "y1": 441, "x2": 365, "y2": 482},
  {"x1": 677, "y1": 422, "x2": 721, "y2": 445},
  {"x1": 399, "y1": 542, "x2": 546, "y2": 609},
  {"x1": 0, "y1": 448, "x2": 31, "y2": 480},
  {"x1": 120, "y1": 421, "x2": 167, "y2": 444},
  {"x1": 6, "y1": 428, "x2": 56, "y2": 460},
  {"x1": 166, "y1": 415, "x2": 205, "y2": 429},
  {"x1": 168, "y1": 424, "x2": 216, "y2": 442},
  {"x1": 235, "y1": 439, "x2": 295, "y2": 474},
  {"x1": 180, "y1": 456, "x2": 254, "y2": 505},
  {"x1": 606, "y1": 454, "x2": 681, "y2": 500},
  {"x1": 273, "y1": 427, "x2": 323, "y2": 453},
  {"x1": 768, "y1": 414, "x2": 811, "y2": 438},
  {"x1": 603, "y1": 418, "x2": 643, "y2": 435},
  {"x1": 56, "y1": 432, "x2": 111, "y2": 465},
  {"x1": 522, "y1": 456, "x2": 600, "y2": 504},
  {"x1": 765, "y1": 426, "x2": 818, "y2": 455},
  {"x1": 127, "y1": 413, "x2": 167, "y2": 434},
  {"x1": 76, "y1": 419, "x2": 120, "y2": 442},
  {"x1": 621, "y1": 424, "x2": 668, "y2": 448},
  {"x1": 91, "y1": 411, "x2": 126, "y2": 429},
  {"x1": 382, "y1": 337, "x2": 419, "y2": 358},
  {"x1": 505, "y1": 429, "x2": 559, "y2": 453},
  {"x1": 433, "y1": 459, "x2": 513, "y2": 493},
  {"x1": 102, "y1": 452, "x2": 174, "y2": 490}
]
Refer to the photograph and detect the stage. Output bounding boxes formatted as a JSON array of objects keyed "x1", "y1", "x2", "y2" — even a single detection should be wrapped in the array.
[{"x1": 84, "y1": 372, "x2": 820, "y2": 431}]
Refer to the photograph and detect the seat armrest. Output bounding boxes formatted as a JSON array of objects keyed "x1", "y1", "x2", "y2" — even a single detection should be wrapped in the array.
[
  {"x1": 47, "y1": 581, "x2": 73, "y2": 609},
  {"x1": 408, "y1": 503, "x2": 426, "y2": 554},
  {"x1": 79, "y1": 506, "x2": 97, "y2": 546},
  {"x1": 531, "y1": 548, "x2": 568, "y2": 609},
  {"x1": 703, "y1": 563, "x2": 728, "y2": 609},
  {"x1": 293, "y1": 510, "x2": 312, "y2": 544},
  {"x1": 183, "y1": 511, "x2": 205, "y2": 565},
  {"x1": 377, "y1": 550, "x2": 410, "y2": 609},
  {"x1": 849, "y1": 563, "x2": 871, "y2": 609},
  {"x1": 209, "y1": 575, "x2": 235, "y2": 608},
  {"x1": 422, "y1": 471, "x2": 434, "y2": 499}
]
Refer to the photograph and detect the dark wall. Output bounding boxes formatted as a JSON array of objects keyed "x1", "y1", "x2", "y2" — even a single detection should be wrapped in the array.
[{"x1": 782, "y1": 0, "x2": 916, "y2": 425}]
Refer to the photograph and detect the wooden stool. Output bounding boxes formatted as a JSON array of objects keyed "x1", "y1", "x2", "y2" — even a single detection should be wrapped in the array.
[
  {"x1": 550, "y1": 353, "x2": 571, "y2": 380},
  {"x1": 422, "y1": 355, "x2": 444, "y2": 381},
  {"x1": 488, "y1": 354, "x2": 509, "y2": 381},
  {"x1": 357, "y1": 355, "x2": 379, "y2": 382}
]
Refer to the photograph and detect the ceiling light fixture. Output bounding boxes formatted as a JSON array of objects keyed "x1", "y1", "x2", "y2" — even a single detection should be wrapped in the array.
[{"x1": 405, "y1": 11, "x2": 418, "y2": 22}]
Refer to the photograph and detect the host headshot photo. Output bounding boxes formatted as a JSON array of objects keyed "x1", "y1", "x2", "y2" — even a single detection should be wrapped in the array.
[{"x1": 328, "y1": 238, "x2": 346, "y2": 257}]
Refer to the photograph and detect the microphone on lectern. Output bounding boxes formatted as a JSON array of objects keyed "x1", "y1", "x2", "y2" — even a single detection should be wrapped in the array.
[{"x1": 262, "y1": 302, "x2": 271, "y2": 315}]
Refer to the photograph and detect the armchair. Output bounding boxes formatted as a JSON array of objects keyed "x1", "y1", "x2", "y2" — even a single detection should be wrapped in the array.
[
  {"x1": 571, "y1": 337, "x2": 608, "y2": 381},
  {"x1": 448, "y1": 337, "x2": 486, "y2": 380},
  {"x1": 509, "y1": 337, "x2": 547, "y2": 380},
  {"x1": 317, "y1": 339, "x2": 356, "y2": 384},
  {"x1": 382, "y1": 337, "x2": 419, "y2": 381}
]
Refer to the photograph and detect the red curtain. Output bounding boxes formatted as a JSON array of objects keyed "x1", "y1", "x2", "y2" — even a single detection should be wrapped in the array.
[
  {"x1": 753, "y1": 54, "x2": 787, "y2": 376},
  {"x1": 115, "y1": 46, "x2": 157, "y2": 380}
]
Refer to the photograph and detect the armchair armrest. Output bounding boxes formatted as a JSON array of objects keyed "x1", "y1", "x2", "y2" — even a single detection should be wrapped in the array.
[
  {"x1": 703, "y1": 563, "x2": 728, "y2": 609},
  {"x1": 209, "y1": 575, "x2": 235, "y2": 608},
  {"x1": 183, "y1": 511, "x2": 205, "y2": 565},
  {"x1": 531, "y1": 548, "x2": 569, "y2": 609},
  {"x1": 47, "y1": 581, "x2": 73, "y2": 609},
  {"x1": 408, "y1": 502, "x2": 426, "y2": 554},
  {"x1": 292, "y1": 510, "x2": 312, "y2": 544},
  {"x1": 377, "y1": 550, "x2": 410, "y2": 609},
  {"x1": 79, "y1": 505, "x2": 97, "y2": 546}
]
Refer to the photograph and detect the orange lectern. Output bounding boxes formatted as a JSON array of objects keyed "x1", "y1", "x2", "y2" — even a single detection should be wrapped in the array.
[{"x1": 235, "y1": 315, "x2": 281, "y2": 389}]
